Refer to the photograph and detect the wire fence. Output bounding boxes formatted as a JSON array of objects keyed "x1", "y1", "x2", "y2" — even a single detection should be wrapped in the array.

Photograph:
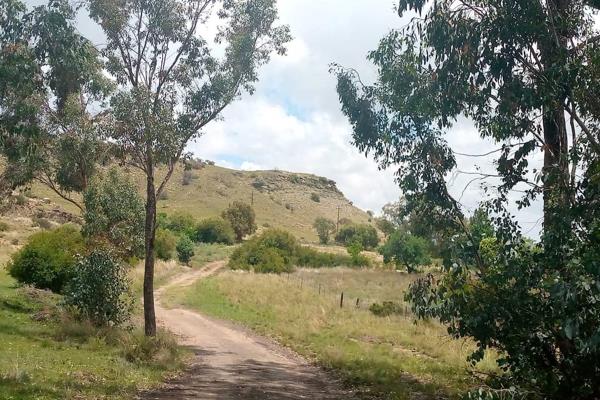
[{"x1": 281, "y1": 272, "x2": 414, "y2": 318}]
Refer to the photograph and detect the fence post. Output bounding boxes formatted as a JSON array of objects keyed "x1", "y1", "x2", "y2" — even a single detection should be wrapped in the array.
[
  {"x1": 318, "y1": 284, "x2": 321, "y2": 295},
  {"x1": 356, "y1": 298, "x2": 360, "y2": 308},
  {"x1": 340, "y1": 292, "x2": 344, "y2": 308}
]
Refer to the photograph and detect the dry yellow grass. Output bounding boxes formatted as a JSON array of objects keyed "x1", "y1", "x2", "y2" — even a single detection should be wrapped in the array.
[
  {"x1": 29, "y1": 164, "x2": 374, "y2": 242},
  {"x1": 164, "y1": 268, "x2": 498, "y2": 399}
]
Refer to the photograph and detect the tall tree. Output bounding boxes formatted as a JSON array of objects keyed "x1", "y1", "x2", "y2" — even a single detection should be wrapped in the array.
[
  {"x1": 0, "y1": 0, "x2": 111, "y2": 209},
  {"x1": 334, "y1": 1, "x2": 600, "y2": 397},
  {"x1": 89, "y1": 0, "x2": 290, "y2": 336}
]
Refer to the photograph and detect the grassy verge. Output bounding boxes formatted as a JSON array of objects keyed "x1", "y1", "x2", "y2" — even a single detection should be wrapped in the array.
[
  {"x1": 0, "y1": 268, "x2": 186, "y2": 400},
  {"x1": 163, "y1": 268, "x2": 497, "y2": 400}
]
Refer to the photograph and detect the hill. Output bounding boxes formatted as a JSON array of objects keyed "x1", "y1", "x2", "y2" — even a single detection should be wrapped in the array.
[{"x1": 28, "y1": 163, "x2": 374, "y2": 242}]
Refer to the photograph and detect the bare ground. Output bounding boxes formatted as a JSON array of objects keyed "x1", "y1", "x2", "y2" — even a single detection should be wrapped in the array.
[{"x1": 139, "y1": 261, "x2": 355, "y2": 400}]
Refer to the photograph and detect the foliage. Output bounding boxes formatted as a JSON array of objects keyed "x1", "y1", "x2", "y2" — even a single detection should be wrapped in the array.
[
  {"x1": 374, "y1": 217, "x2": 395, "y2": 236},
  {"x1": 222, "y1": 201, "x2": 257, "y2": 242},
  {"x1": 310, "y1": 192, "x2": 320, "y2": 202},
  {"x1": 154, "y1": 229, "x2": 177, "y2": 261},
  {"x1": 176, "y1": 236, "x2": 195, "y2": 265},
  {"x1": 164, "y1": 212, "x2": 197, "y2": 239},
  {"x1": 89, "y1": 0, "x2": 290, "y2": 336},
  {"x1": 195, "y1": 218, "x2": 235, "y2": 245},
  {"x1": 229, "y1": 229, "x2": 368, "y2": 273},
  {"x1": 313, "y1": 217, "x2": 336, "y2": 244},
  {"x1": 0, "y1": 0, "x2": 111, "y2": 208},
  {"x1": 0, "y1": 220, "x2": 8, "y2": 231},
  {"x1": 64, "y1": 250, "x2": 133, "y2": 326},
  {"x1": 82, "y1": 168, "x2": 145, "y2": 258},
  {"x1": 334, "y1": 0, "x2": 600, "y2": 397},
  {"x1": 346, "y1": 240, "x2": 370, "y2": 267},
  {"x1": 182, "y1": 170, "x2": 195, "y2": 186},
  {"x1": 369, "y1": 301, "x2": 403, "y2": 317},
  {"x1": 335, "y1": 224, "x2": 379, "y2": 249},
  {"x1": 7, "y1": 225, "x2": 85, "y2": 293},
  {"x1": 379, "y1": 232, "x2": 431, "y2": 273}
]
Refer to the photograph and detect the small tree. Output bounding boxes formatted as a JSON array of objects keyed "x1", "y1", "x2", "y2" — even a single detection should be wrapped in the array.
[
  {"x1": 313, "y1": 217, "x2": 336, "y2": 244},
  {"x1": 64, "y1": 250, "x2": 133, "y2": 326},
  {"x1": 222, "y1": 201, "x2": 257, "y2": 242},
  {"x1": 90, "y1": 0, "x2": 290, "y2": 336},
  {"x1": 335, "y1": 224, "x2": 379, "y2": 249},
  {"x1": 176, "y1": 236, "x2": 195, "y2": 265},
  {"x1": 154, "y1": 229, "x2": 177, "y2": 261},
  {"x1": 379, "y1": 232, "x2": 431, "y2": 273},
  {"x1": 195, "y1": 218, "x2": 235, "y2": 244},
  {"x1": 82, "y1": 168, "x2": 145, "y2": 259}
]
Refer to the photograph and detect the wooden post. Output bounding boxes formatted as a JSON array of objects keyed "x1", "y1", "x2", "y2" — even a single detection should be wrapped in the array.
[
  {"x1": 356, "y1": 298, "x2": 360, "y2": 308},
  {"x1": 318, "y1": 284, "x2": 321, "y2": 295},
  {"x1": 340, "y1": 292, "x2": 344, "y2": 308}
]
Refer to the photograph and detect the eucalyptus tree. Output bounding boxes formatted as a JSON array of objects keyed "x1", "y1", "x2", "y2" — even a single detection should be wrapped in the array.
[
  {"x1": 334, "y1": 1, "x2": 600, "y2": 397},
  {"x1": 0, "y1": 0, "x2": 111, "y2": 209},
  {"x1": 88, "y1": 0, "x2": 290, "y2": 335}
]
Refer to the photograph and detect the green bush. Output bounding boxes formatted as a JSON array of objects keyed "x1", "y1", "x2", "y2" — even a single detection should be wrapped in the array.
[
  {"x1": 222, "y1": 201, "x2": 257, "y2": 242},
  {"x1": 176, "y1": 236, "x2": 195, "y2": 264},
  {"x1": 165, "y1": 212, "x2": 196, "y2": 238},
  {"x1": 229, "y1": 229, "x2": 368, "y2": 273},
  {"x1": 310, "y1": 192, "x2": 320, "y2": 202},
  {"x1": 7, "y1": 225, "x2": 85, "y2": 293},
  {"x1": 195, "y1": 218, "x2": 235, "y2": 244},
  {"x1": 369, "y1": 301, "x2": 404, "y2": 317},
  {"x1": 82, "y1": 168, "x2": 145, "y2": 258},
  {"x1": 379, "y1": 231, "x2": 431, "y2": 273},
  {"x1": 335, "y1": 224, "x2": 379, "y2": 249},
  {"x1": 64, "y1": 250, "x2": 133, "y2": 326},
  {"x1": 313, "y1": 217, "x2": 336, "y2": 244},
  {"x1": 32, "y1": 216, "x2": 53, "y2": 230},
  {"x1": 154, "y1": 229, "x2": 177, "y2": 261},
  {"x1": 0, "y1": 220, "x2": 9, "y2": 231}
]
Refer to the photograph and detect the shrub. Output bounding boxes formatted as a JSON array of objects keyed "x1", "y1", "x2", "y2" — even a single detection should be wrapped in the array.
[
  {"x1": 379, "y1": 231, "x2": 431, "y2": 273},
  {"x1": 165, "y1": 212, "x2": 196, "y2": 238},
  {"x1": 176, "y1": 236, "x2": 195, "y2": 264},
  {"x1": 158, "y1": 190, "x2": 169, "y2": 201},
  {"x1": 64, "y1": 250, "x2": 133, "y2": 326},
  {"x1": 229, "y1": 229, "x2": 368, "y2": 272},
  {"x1": 222, "y1": 201, "x2": 257, "y2": 242},
  {"x1": 32, "y1": 216, "x2": 53, "y2": 230},
  {"x1": 15, "y1": 193, "x2": 27, "y2": 205},
  {"x1": 82, "y1": 169, "x2": 145, "y2": 258},
  {"x1": 120, "y1": 329, "x2": 182, "y2": 368},
  {"x1": 369, "y1": 301, "x2": 403, "y2": 317},
  {"x1": 335, "y1": 224, "x2": 379, "y2": 249},
  {"x1": 194, "y1": 218, "x2": 235, "y2": 244},
  {"x1": 155, "y1": 229, "x2": 177, "y2": 260},
  {"x1": 7, "y1": 225, "x2": 85, "y2": 293},
  {"x1": 182, "y1": 170, "x2": 195, "y2": 186},
  {"x1": 0, "y1": 221, "x2": 9, "y2": 231},
  {"x1": 310, "y1": 192, "x2": 320, "y2": 202},
  {"x1": 313, "y1": 217, "x2": 336, "y2": 244}
]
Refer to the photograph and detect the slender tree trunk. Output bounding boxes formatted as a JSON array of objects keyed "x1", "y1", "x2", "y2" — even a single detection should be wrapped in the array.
[{"x1": 143, "y1": 168, "x2": 157, "y2": 337}]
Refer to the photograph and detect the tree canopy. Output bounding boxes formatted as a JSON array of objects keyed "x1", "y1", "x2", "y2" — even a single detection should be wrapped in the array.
[{"x1": 334, "y1": 1, "x2": 600, "y2": 398}]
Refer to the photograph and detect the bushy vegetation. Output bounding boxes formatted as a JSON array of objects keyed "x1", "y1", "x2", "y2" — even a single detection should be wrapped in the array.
[
  {"x1": 379, "y1": 231, "x2": 431, "y2": 273},
  {"x1": 369, "y1": 301, "x2": 403, "y2": 317},
  {"x1": 195, "y1": 218, "x2": 235, "y2": 245},
  {"x1": 222, "y1": 201, "x2": 257, "y2": 242},
  {"x1": 7, "y1": 225, "x2": 85, "y2": 293},
  {"x1": 83, "y1": 168, "x2": 145, "y2": 258},
  {"x1": 335, "y1": 223, "x2": 379, "y2": 249},
  {"x1": 229, "y1": 229, "x2": 368, "y2": 273},
  {"x1": 310, "y1": 192, "x2": 320, "y2": 202},
  {"x1": 154, "y1": 229, "x2": 177, "y2": 261},
  {"x1": 0, "y1": 220, "x2": 9, "y2": 231},
  {"x1": 313, "y1": 217, "x2": 336, "y2": 244},
  {"x1": 64, "y1": 250, "x2": 133, "y2": 326},
  {"x1": 163, "y1": 212, "x2": 196, "y2": 239},
  {"x1": 176, "y1": 236, "x2": 195, "y2": 264}
]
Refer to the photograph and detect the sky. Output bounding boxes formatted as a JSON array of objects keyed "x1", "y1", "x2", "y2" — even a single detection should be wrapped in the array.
[{"x1": 28, "y1": 0, "x2": 544, "y2": 237}]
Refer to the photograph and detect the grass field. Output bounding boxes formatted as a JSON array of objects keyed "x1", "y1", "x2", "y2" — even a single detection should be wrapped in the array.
[
  {"x1": 163, "y1": 268, "x2": 498, "y2": 400},
  {"x1": 29, "y1": 164, "x2": 374, "y2": 242},
  {"x1": 0, "y1": 215, "x2": 187, "y2": 400}
]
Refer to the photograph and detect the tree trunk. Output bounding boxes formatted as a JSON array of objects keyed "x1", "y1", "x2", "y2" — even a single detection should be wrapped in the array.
[
  {"x1": 540, "y1": 0, "x2": 571, "y2": 261},
  {"x1": 143, "y1": 170, "x2": 157, "y2": 337}
]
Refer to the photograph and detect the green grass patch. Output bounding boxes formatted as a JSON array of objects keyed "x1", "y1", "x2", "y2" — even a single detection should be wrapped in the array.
[
  {"x1": 164, "y1": 268, "x2": 498, "y2": 400},
  {"x1": 0, "y1": 269, "x2": 186, "y2": 400},
  {"x1": 190, "y1": 243, "x2": 235, "y2": 267}
]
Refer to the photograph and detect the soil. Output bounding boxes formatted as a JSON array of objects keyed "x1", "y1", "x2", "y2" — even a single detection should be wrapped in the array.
[{"x1": 139, "y1": 261, "x2": 354, "y2": 400}]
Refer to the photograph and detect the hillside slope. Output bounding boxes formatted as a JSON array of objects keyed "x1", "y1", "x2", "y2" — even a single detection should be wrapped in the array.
[{"x1": 30, "y1": 164, "x2": 373, "y2": 242}]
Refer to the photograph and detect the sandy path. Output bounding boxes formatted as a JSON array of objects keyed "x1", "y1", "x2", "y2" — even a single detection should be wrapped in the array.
[{"x1": 140, "y1": 261, "x2": 353, "y2": 400}]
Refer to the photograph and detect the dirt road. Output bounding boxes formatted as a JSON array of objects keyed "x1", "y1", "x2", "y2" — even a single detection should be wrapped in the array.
[{"x1": 141, "y1": 261, "x2": 353, "y2": 400}]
